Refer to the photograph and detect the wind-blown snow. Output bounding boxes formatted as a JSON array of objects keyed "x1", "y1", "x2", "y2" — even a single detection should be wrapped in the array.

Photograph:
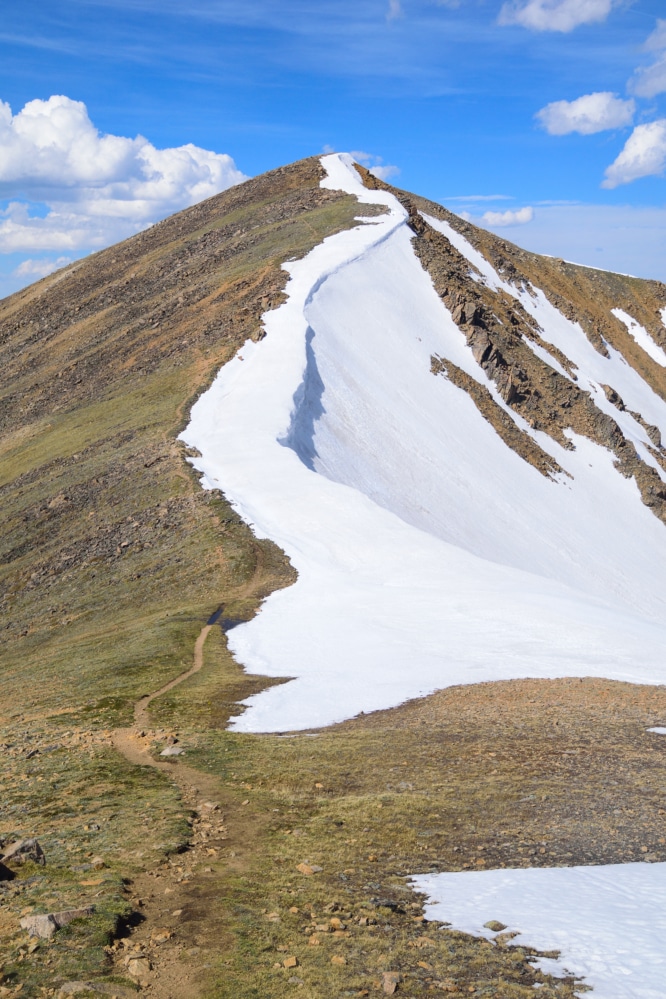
[
  {"x1": 413, "y1": 863, "x2": 666, "y2": 999},
  {"x1": 181, "y1": 153, "x2": 666, "y2": 733},
  {"x1": 612, "y1": 308, "x2": 666, "y2": 368}
]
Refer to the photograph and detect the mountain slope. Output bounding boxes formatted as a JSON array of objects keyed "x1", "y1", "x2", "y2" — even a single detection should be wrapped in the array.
[
  {"x1": 3, "y1": 153, "x2": 666, "y2": 998},
  {"x1": 0, "y1": 156, "x2": 374, "y2": 715},
  {"x1": 184, "y1": 153, "x2": 666, "y2": 733}
]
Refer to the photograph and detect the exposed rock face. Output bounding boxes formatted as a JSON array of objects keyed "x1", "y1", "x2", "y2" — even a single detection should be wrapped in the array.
[{"x1": 359, "y1": 165, "x2": 666, "y2": 525}]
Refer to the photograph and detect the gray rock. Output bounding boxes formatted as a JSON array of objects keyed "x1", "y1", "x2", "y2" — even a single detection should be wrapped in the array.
[
  {"x1": 160, "y1": 745, "x2": 185, "y2": 756},
  {"x1": 57, "y1": 984, "x2": 135, "y2": 998},
  {"x1": 2, "y1": 838, "x2": 46, "y2": 866},
  {"x1": 21, "y1": 905, "x2": 95, "y2": 938}
]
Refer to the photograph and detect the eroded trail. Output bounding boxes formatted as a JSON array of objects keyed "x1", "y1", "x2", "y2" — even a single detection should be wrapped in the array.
[
  {"x1": 109, "y1": 617, "x2": 258, "y2": 998},
  {"x1": 113, "y1": 621, "x2": 214, "y2": 769}
]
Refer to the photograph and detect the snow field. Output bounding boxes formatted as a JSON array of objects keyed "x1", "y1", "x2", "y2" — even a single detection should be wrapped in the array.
[
  {"x1": 612, "y1": 308, "x2": 666, "y2": 368},
  {"x1": 182, "y1": 153, "x2": 666, "y2": 732},
  {"x1": 181, "y1": 151, "x2": 666, "y2": 998},
  {"x1": 413, "y1": 863, "x2": 666, "y2": 999}
]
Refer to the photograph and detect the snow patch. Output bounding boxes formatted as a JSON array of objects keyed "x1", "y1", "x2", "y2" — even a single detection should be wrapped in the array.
[
  {"x1": 413, "y1": 862, "x2": 666, "y2": 999},
  {"x1": 612, "y1": 308, "x2": 666, "y2": 368}
]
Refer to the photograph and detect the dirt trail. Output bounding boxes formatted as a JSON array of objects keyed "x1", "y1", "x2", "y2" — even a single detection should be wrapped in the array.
[
  {"x1": 108, "y1": 616, "x2": 254, "y2": 998},
  {"x1": 113, "y1": 621, "x2": 213, "y2": 769},
  {"x1": 106, "y1": 545, "x2": 277, "y2": 996}
]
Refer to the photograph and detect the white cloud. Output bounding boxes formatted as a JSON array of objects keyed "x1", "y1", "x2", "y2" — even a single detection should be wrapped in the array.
[
  {"x1": 13, "y1": 256, "x2": 71, "y2": 278},
  {"x1": 645, "y1": 18, "x2": 666, "y2": 52},
  {"x1": 486, "y1": 202, "x2": 666, "y2": 282},
  {"x1": 0, "y1": 95, "x2": 246, "y2": 257},
  {"x1": 386, "y1": 0, "x2": 403, "y2": 21},
  {"x1": 602, "y1": 120, "x2": 666, "y2": 188},
  {"x1": 630, "y1": 20, "x2": 666, "y2": 98},
  {"x1": 482, "y1": 206, "x2": 534, "y2": 226},
  {"x1": 370, "y1": 164, "x2": 401, "y2": 181},
  {"x1": 498, "y1": 0, "x2": 614, "y2": 32},
  {"x1": 351, "y1": 150, "x2": 400, "y2": 182},
  {"x1": 536, "y1": 92, "x2": 634, "y2": 136}
]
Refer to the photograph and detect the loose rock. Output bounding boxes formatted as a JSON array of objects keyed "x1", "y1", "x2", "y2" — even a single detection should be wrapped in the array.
[
  {"x1": 382, "y1": 971, "x2": 401, "y2": 995},
  {"x1": 126, "y1": 956, "x2": 152, "y2": 979}
]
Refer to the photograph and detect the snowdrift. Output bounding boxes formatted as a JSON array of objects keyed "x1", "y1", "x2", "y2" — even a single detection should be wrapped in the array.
[{"x1": 182, "y1": 153, "x2": 666, "y2": 733}]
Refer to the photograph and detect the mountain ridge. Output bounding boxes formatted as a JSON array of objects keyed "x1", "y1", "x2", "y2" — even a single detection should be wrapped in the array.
[{"x1": 3, "y1": 153, "x2": 666, "y2": 997}]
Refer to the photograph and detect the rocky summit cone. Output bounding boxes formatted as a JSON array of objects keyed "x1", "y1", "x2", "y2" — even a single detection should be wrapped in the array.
[{"x1": 2, "y1": 154, "x2": 666, "y2": 998}]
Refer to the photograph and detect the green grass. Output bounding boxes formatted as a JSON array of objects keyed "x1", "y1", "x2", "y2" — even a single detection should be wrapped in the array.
[{"x1": 0, "y1": 158, "x2": 366, "y2": 993}]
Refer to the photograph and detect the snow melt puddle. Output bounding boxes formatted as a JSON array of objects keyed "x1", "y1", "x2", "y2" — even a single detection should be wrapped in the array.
[
  {"x1": 413, "y1": 863, "x2": 666, "y2": 999},
  {"x1": 612, "y1": 309, "x2": 666, "y2": 368},
  {"x1": 181, "y1": 153, "x2": 666, "y2": 734}
]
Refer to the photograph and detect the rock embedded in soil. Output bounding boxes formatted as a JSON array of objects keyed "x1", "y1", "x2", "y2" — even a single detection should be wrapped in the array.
[
  {"x1": 1, "y1": 839, "x2": 46, "y2": 866},
  {"x1": 382, "y1": 971, "x2": 402, "y2": 995},
  {"x1": 126, "y1": 955, "x2": 152, "y2": 979},
  {"x1": 296, "y1": 862, "x2": 322, "y2": 875},
  {"x1": 20, "y1": 906, "x2": 95, "y2": 939}
]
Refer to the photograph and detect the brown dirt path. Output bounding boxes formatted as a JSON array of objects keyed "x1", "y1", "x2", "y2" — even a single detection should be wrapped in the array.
[
  {"x1": 108, "y1": 621, "x2": 251, "y2": 998},
  {"x1": 106, "y1": 543, "x2": 276, "y2": 996}
]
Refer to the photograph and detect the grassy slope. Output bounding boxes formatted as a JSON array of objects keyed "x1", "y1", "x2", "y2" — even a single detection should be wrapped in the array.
[
  {"x1": 0, "y1": 157, "x2": 377, "y2": 993},
  {"x1": 2, "y1": 160, "x2": 666, "y2": 997}
]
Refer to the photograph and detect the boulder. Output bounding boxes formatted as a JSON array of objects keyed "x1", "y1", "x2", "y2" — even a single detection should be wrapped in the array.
[
  {"x1": 20, "y1": 906, "x2": 95, "y2": 939},
  {"x1": 2, "y1": 838, "x2": 46, "y2": 866}
]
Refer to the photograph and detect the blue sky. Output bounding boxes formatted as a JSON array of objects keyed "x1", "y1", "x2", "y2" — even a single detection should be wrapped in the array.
[{"x1": 1, "y1": 0, "x2": 666, "y2": 296}]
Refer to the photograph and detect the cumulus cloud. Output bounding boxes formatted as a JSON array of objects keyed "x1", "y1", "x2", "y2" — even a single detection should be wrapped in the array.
[
  {"x1": 482, "y1": 206, "x2": 534, "y2": 226},
  {"x1": 0, "y1": 95, "x2": 246, "y2": 257},
  {"x1": 498, "y1": 0, "x2": 614, "y2": 32},
  {"x1": 536, "y1": 92, "x2": 635, "y2": 135},
  {"x1": 630, "y1": 20, "x2": 666, "y2": 98},
  {"x1": 602, "y1": 120, "x2": 666, "y2": 188},
  {"x1": 351, "y1": 150, "x2": 400, "y2": 181},
  {"x1": 13, "y1": 256, "x2": 71, "y2": 278}
]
